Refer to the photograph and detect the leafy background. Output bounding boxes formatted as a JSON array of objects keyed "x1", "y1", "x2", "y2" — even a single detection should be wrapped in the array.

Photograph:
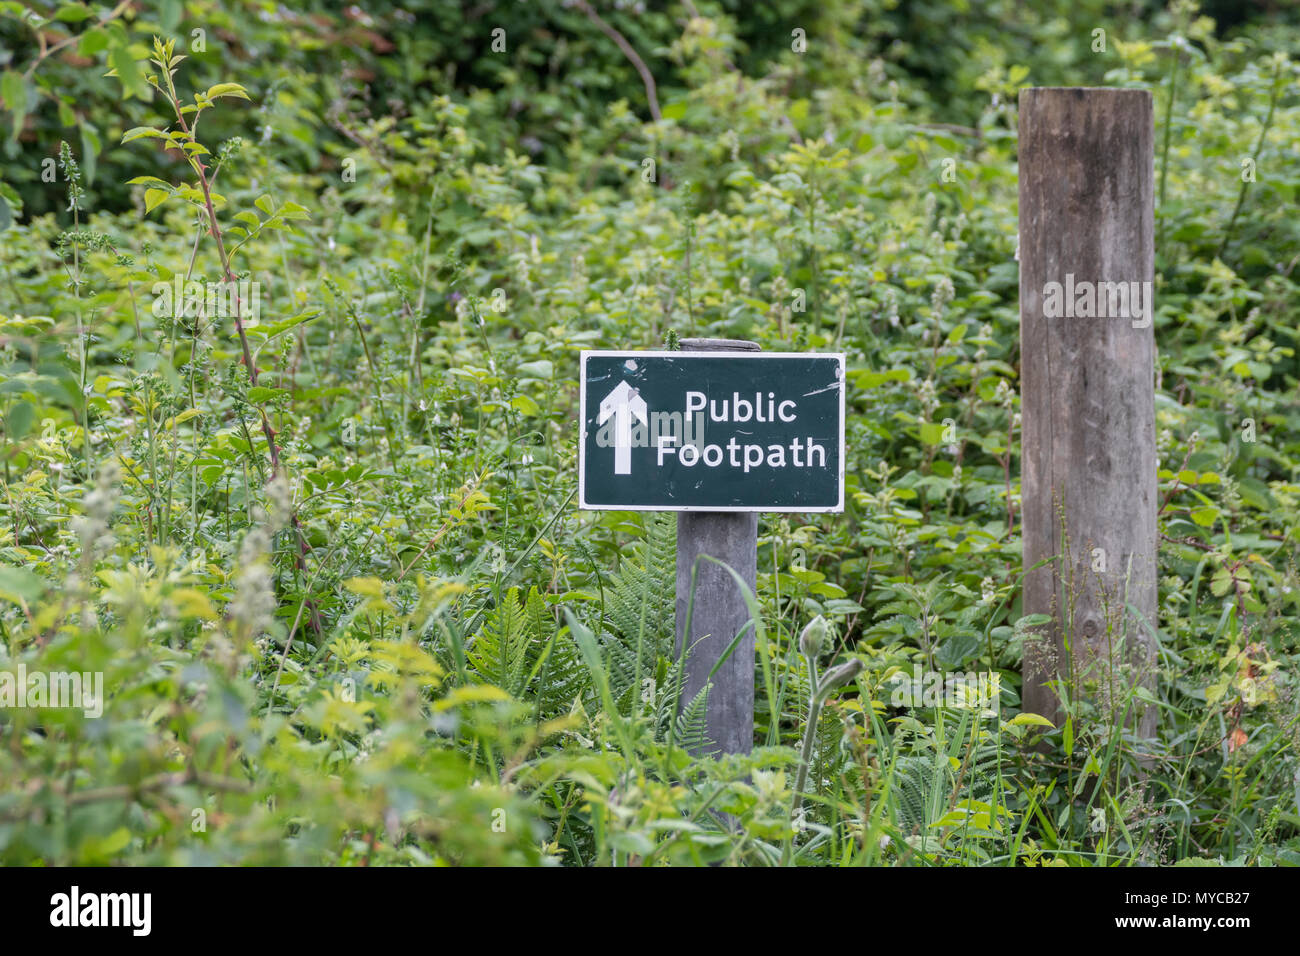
[{"x1": 0, "y1": 0, "x2": 1298, "y2": 865}]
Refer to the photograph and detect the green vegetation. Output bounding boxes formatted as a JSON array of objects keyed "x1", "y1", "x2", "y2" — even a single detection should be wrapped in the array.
[{"x1": 0, "y1": 0, "x2": 1298, "y2": 866}]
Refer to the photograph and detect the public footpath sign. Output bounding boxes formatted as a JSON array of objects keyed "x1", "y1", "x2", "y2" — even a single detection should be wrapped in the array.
[{"x1": 579, "y1": 350, "x2": 845, "y2": 512}]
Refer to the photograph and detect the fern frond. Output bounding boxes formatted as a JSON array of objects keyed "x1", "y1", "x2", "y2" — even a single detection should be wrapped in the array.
[
  {"x1": 528, "y1": 590, "x2": 588, "y2": 720},
  {"x1": 604, "y1": 512, "x2": 676, "y2": 661},
  {"x1": 466, "y1": 587, "x2": 530, "y2": 695},
  {"x1": 674, "y1": 683, "x2": 715, "y2": 756},
  {"x1": 467, "y1": 586, "x2": 582, "y2": 711}
]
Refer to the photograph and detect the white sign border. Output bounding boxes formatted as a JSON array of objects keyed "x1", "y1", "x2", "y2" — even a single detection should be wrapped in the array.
[{"x1": 578, "y1": 350, "x2": 846, "y2": 514}]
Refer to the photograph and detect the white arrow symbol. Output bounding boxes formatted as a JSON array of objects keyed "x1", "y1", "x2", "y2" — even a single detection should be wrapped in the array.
[{"x1": 597, "y1": 380, "x2": 648, "y2": 476}]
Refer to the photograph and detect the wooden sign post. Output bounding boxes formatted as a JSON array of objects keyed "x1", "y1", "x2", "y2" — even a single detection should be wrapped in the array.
[
  {"x1": 1018, "y1": 88, "x2": 1158, "y2": 735},
  {"x1": 676, "y1": 339, "x2": 761, "y2": 758},
  {"x1": 578, "y1": 339, "x2": 845, "y2": 754}
]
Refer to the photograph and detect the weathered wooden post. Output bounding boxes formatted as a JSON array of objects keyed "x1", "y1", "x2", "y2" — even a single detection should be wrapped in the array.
[
  {"x1": 1018, "y1": 88, "x2": 1158, "y2": 735},
  {"x1": 674, "y1": 338, "x2": 760, "y2": 756}
]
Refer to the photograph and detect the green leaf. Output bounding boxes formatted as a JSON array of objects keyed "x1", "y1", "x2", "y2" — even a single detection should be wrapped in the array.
[
  {"x1": 1237, "y1": 476, "x2": 1275, "y2": 511},
  {"x1": 1016, "y1": 613, "x2": 1053, "y2": 627},
  {"x1": 79, "y1": 28, "x2": 110, "y2": 57},
  {"x1": 919, "y1": 421, "x2": 946, "y2": 444},
  {"x1": 245, "y1": 310, "x2": 322, "y2": 343},
  {"x1": 205, "y1": 82, "x2": 251, "y2": 101},
  {"x1": 517, "y1": 360, "x2": 553, "y2": 380},
  {"x1": 125, "y1": 175, "x2": 171, "y2": 188},
  {"x1": 432, "y1": 684, "x2": 511, "y2": 712},
  {"x1": 822, "y1": 598, "x2": 865, "y2": 615},
  {"x1": 1008, "y1": 712, "x2": 1054, "y2": 728},
  {"x1": 108, "y1": 43, "x2": 149, "y2": 100},
  {"x1": 510, "y1": 394, "x2": 541, "y2": 416},
  {"x1": 79, "y1": 122, "x2": 99, "y2": 185},
  {"x1": 0, "y1": 566, "x2": 46, "y2": 606},
  {"x1": 343, "y1": 576, "x2": 385, "y2": 598},
  {"x1": 4, "y1": 398, "x2": 34, "y2": 439},
  {"x1": 1, "y1": 70, "x2": 26, "y2": 143},
  {"x1": 1210, "y1": 568, "x2": 1234, "y2": 598},
  {"x1": 144, "y1": 188, "x2": 170, "y2": 213},
  {"x1": 1205, "y1": 679, "x2": 1228, "y2": 706},
  {"x1": 54, "y1": 3, "x2": 93, "y2": 22},
  {"x1": 121, "y1": 126, "x2": 165, "y2": 144},
  {"x1": 247, "y1": 386, "x2": 288, "y2": 404}
]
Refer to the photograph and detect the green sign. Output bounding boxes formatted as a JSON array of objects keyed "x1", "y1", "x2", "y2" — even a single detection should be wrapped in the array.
[{"x1": 579, "y1": 351, "x2": 845, "y2": 512}]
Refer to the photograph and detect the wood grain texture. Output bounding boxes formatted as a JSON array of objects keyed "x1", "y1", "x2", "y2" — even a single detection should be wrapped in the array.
[
  {"x1": 1018, "y1": 88, "x2": 1158, "y2": 735},
  {"x1": 675, "y1": 338, "x2": 759, "y2": 755},
  {"x1": 677, "y1": 338, "x2": 762, "y2": 353}
]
